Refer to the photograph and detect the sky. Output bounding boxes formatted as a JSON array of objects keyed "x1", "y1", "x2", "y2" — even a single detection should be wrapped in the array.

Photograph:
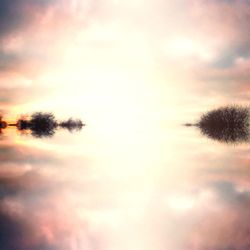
[{"x1": 1, "y1": 0, "x2": 250, "y2": 250}]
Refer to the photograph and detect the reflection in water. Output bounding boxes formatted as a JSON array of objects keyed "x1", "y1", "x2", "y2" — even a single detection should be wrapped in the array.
[
  {"x1": 190, "y1": 106, "x2": 250, "y2": 144},
  {"x1": 1, "y1": 0, "x2": 250, "y2": 249},
  {"x1": 2, "y1": 107, "x2": 250, "y2": 250},
  {"x1": 2, "y1": 124, "x2": 250, "y2": 250},
  {"x1": 1, "y1": 112, "x2": 85, "y2": 138}
]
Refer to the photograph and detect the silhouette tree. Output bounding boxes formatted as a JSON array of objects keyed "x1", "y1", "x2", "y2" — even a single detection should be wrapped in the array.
[
  {"x1": 0, "y1": 116, "x2": 7, "y2": 129},
  {"x1": 0, "y1": 116, "x2": 7, "y2": 134},
  {"x1": 59, "y1": 118, "x2": 85, "y2": 132},
  {"x1": 197, "y1": 106, "x2": 250, "y2": 143},
  {"x1": 0, "y1": 112, "x2": 84, "y2": 138},
  {"x1": 29, "y1": 112, "x2": 57, "y2": 138},
  {"x1": 17, "y1": 119, "x2": 29, "y2": 130},
  {"x1": 14, "y1": 112, "x2": 85, "y2": 138}
]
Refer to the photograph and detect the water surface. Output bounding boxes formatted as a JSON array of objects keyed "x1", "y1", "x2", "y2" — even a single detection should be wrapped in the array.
[
  {"x1": 1, "y1": 122, "x2": 249, "y2": 250},
  {"x1": 1, "y1": 0, "x2": 250, "y2": 249}
]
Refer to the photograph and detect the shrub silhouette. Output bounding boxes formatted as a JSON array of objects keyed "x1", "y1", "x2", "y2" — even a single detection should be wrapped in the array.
[
  {"x1": 16, "y1": 112, "x2": 57, "y2": 138},
  {"x1": 0, "y1": 116, "x2": 7, "y2": 134},
  {"x1": 0, "y1": 112, "x2": 84, "y2": 138},
  {"x1": 198, "y1": 106, "x2": 250, "y2": 143},
  {"x1": 0, "y1": 120, "x2": 7, "y2": 129},
  {"x1": 15, "y1": 112, "x2": 84, "y2": 138},
  {"x1": 29, "y1": 112, "x2": 57, "y2": 138},
  {"x1": 17, "y1": 119, "x2": 30, "y2": 130},
  {"x1": 59, "y1": 118, "x2": 84, "y2": 132}
]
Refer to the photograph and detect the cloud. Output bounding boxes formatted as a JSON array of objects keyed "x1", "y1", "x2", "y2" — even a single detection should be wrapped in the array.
[
  {"x1": 0, "y1": 141, "x2": 96, "y2": 250},
  {"x1": 189, "y1": 0, "x2": 250, "y2": 47},
  {"x1": 0, "y1": 86, "x2": 55, "y2": 108},
  {"x1": 185, "y1": 181, "x2": 250, "y2": 250},
  {"x1": 0, "y1": 167, "x2": 55, "y2": 250},
  {"x1": 0, "y1": 0, "x2": 97, "y2": 74},
  {"x1": 0, "y1": 144, "x2": 59, "y2": 166},
  {"x1": 183, "y1": 0, "x2": 250, "y2": 96},
  {"x1": 0, "y1": 50, "x2": 22, "y2": 71},
  {"x1": 0, "y1": 202, "x2": 58, "y2": 250},
  {"x1": 0, "y1": 0, "x2": 54, "y2": 37},
  {"x1": 0, "y1": 0, "x2": 98, "y2": 110}
]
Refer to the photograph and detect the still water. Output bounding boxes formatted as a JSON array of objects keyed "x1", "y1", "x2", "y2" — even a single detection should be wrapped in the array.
[
  {"x1": 0, "y1": 0, "x2": 249, "y2": 249},
  {"x1": 0, "y1": 121, "x2": 248, "y2": 250}
]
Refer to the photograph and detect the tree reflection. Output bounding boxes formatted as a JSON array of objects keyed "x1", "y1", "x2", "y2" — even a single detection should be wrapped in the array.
[
  {"x1": 29, "y1": 112, "x2": 57, "y2": 138},
  {"x1": 59, "y1": 118, "x2": 84, "y2": 132},
  {"x1": 0, "y1": 116, "x2": 7, "y2": 135},
  {"x1": 197, "y1": 106, "x2": 250, "y2": 144},
  {"x1": 0, "y1": 112, "x2": 85, "y2": 138}
]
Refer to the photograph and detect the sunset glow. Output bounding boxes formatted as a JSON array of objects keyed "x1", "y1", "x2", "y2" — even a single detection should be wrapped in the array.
[{"x1": 1, "y1": 0, "x2": 250, "y2": 250}]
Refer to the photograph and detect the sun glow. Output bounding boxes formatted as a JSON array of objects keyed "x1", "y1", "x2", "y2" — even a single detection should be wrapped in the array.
[
  {"x1": 164, "y1": 37, "x2": 214, "y2": 61},
  {"x1": 166, "y1": 195, "x2": 195, "y2": 212},
  {"x1": 9, "y1": 14, "x2": 193, "y2": 188}
]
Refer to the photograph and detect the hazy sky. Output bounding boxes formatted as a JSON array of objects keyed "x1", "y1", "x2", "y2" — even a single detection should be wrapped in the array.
[
  {"x1": 2, "y1": 0, "x2": 250, "y2": 119},
  {"x1": 1, "y1": 0, "x2": 250, "y2": 250}
]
